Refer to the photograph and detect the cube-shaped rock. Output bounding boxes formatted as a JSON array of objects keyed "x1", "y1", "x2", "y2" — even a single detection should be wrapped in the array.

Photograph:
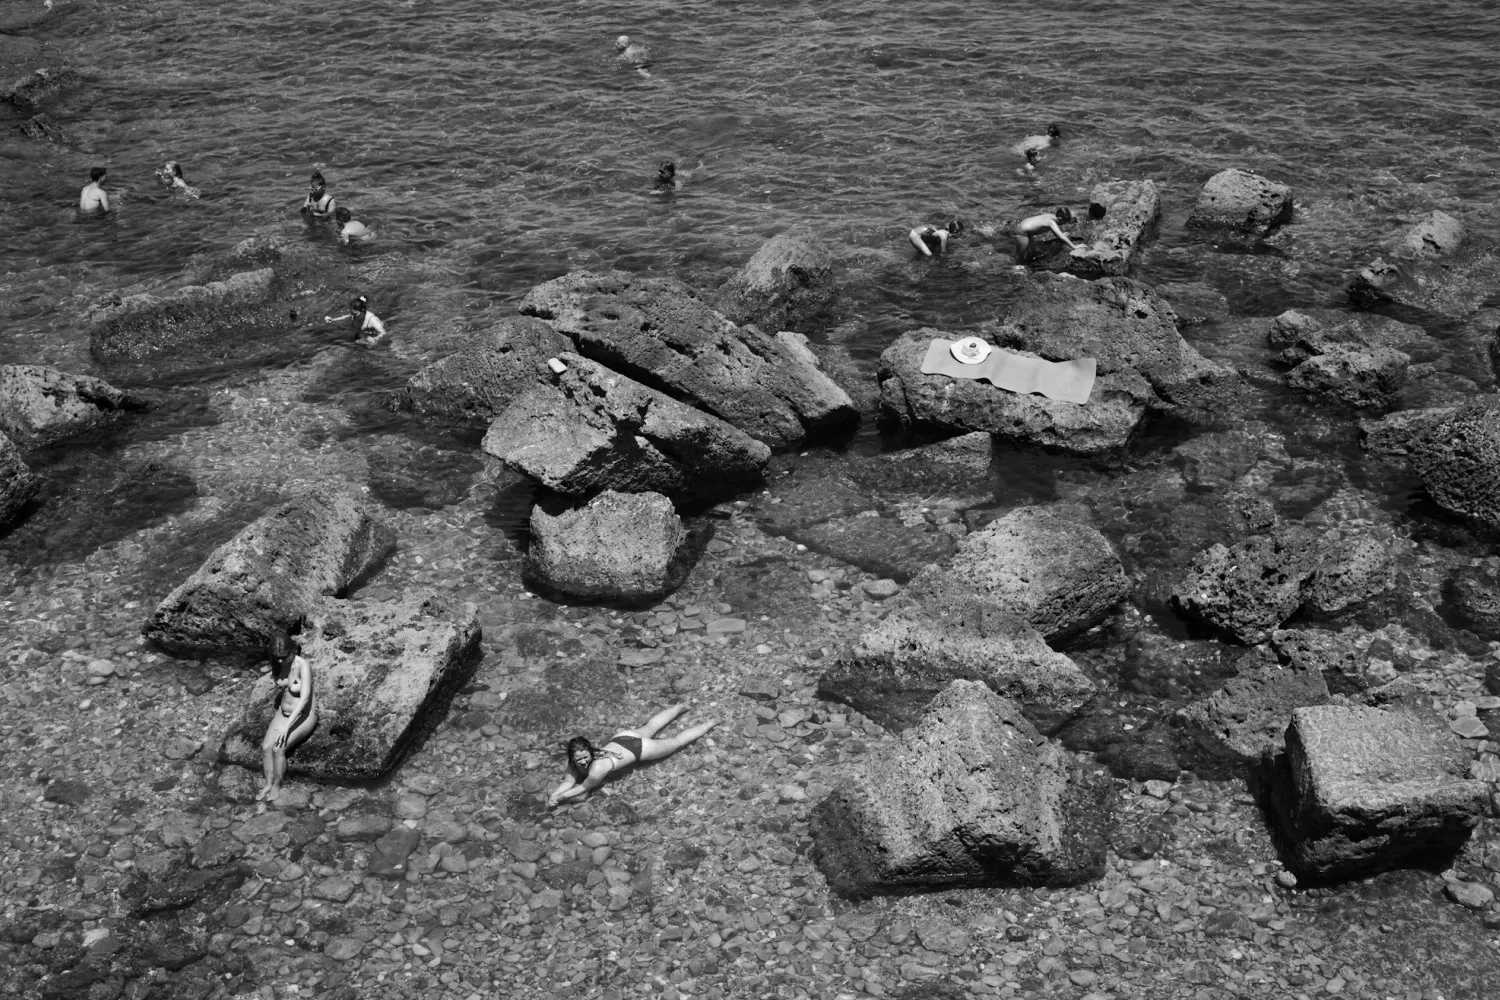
[{"x1": 1271, "y1": 705, "x2": 1487, "y2": 880}]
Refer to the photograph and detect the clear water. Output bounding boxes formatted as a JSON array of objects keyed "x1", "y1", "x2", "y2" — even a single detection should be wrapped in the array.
[{"x1": 2, "y1": 0, "x2": 1499, "y2": 581}]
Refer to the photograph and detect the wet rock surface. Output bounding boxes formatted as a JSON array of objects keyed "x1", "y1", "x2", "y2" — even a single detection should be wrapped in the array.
[
  {"x1": 711, "y1": 231, "x2": 838, "y2": 333},
  {"x1": 481, "y1": 352, "x2": 771, "y2": 503},
  {"x1": 143, "y1": 486, "x2": 396, "y2": 655},
  {"x1": 0, "y1": 429, "x2": 41, "y2": 527},
  {"x1": 811, "y1": 681, "x2": 1115, "y2": 897},
  {"x1": 524, "y1": 490, "x2": 700, "y2": 603},
  {"x1": 1186, "y1": 168, "x2": 1294, "y2": 235},
  {"x1": 0, "y1": 366, "x2": 151, "y2": 449},
  {"x1": 218, "y1": 592, "x2": 482, "y2": 781},
  {"x1": 391, "y1": 317, "x2": 571, "y2": 427},
  {"x1": 1054, "y1": 178, "x2": 1161, "y2": 278},
  {"x1": 519, "y1": 269, "x2": 855, "y2": 449}
]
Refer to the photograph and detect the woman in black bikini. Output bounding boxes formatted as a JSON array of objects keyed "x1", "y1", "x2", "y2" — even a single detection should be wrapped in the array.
[{"x1": 547, "y1": 704, "x2": 717, "y2": 807}]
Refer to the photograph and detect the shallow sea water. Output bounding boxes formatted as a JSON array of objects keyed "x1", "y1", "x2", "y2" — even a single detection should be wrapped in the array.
[{"x1": 2, "y1": 0, "x2": 1500, "y2": 588}]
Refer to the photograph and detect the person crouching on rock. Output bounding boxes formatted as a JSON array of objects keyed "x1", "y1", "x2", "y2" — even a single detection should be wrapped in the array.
[
  {"x1": 259, "y1": 631, "x2": 317, "y2": 802},
  {"x1": 155, "y1": 161, "x2": 200, "y2": 198},
  {"x1": 909, "y1": 218, "x2": 964, "y2": 257},
  {"x1": 323, "y1": 294, "x2": 388, "y2": 343},
  {"x1": 547, "y1": 704, "x2": 718, "y2": 807},
  {"x1": 1012, "y1": 207, "x2": 1079, "y2": 264}
]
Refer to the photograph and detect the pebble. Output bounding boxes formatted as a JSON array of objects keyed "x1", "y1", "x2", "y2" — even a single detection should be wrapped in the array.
[
  {"x1": 706, "y1": 617, "x2": 747, "y2": 635},
  {"x1": 860, "y1": 579, "x2": 901, "y2": 600},
  {"x1": 393, "y1": 792, "x2": 429, "y2": 819}
]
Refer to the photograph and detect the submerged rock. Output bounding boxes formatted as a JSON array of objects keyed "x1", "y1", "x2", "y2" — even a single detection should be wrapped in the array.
[
  {"x1": 1402, "y1": 210, "x2": 1465, "y2": 259},
  {"x1": 18, "y1": 111, "x2": 69, "y2": 143},
  {"x1": 711, "y1": 231, "x2": 838, "y2": 332},
  {"x1": 218, "y1": 592, "x2": 481, "y2": 781},
  {"x1": 1054, "y1": 179, "x2": 1161, "y2": 278},
  {"x1": 811, "y1": 680, "x2": 1114, "y2": 897},
  {"x1": 525, "y1": 490, "x2": 699, "y2": 603},
  {"x1": 818, "y1": 596, "x2": 1095, "y2": 731},
  {"x1": 1186, "y1": 168, "x2": 1294, "y2": 235},
  {"x1": 144, "y1": 487, "x2": 396, "y2": 655},
  {"x1": 1269, "y1": 704, "x2": 1487, "y2": 881},
  {"x1": 519, "y1": 270, "x2": 855, "y2": 449},
  {"x1": 0, "y1": 430, "x2": 41, "y2": 528},
  {"x1": 878, "y1": 274, "x2": 1239, "y2": 454},
  {"x1": 0, "y1": 365, "x2": 151, "y2": 449},
  {"x1": 1348, "y1": 218, "x2": 1500, "y2": 319},
  {"x1": 784, "y1": 514, "x2": 956, "y2": 584},
  {"x1": 1176, "y1": 651, "x2": 1329, "y2": 772},
  {"x1": 482, "y1": 353, "x2": 770, "y2": 504},
  {"x1": 2, "y1": 67, "x2": 82, "y2": 112},
  {"x1": 1442, "y1": 566, "x2": 1500, "y2": 642},
  {"x1": 1267, "y1": 308, "x2": 1415, "y2": 408},
  {"x1": 392, "y1": 317, "x2": 572, "y2": 427}
]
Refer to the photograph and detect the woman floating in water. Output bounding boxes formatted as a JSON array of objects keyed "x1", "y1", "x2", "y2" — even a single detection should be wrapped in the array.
[
  {"x1": 546, "y1": 704, "x2": 717, "y2": 807},
  {"x1": 259, "y1": 632, "x2": 317, "y2": 802}
]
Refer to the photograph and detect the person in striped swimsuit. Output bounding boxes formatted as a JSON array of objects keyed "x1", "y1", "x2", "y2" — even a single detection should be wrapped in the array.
[{"x1": 258, "y1": 632, "x2": 318, "y2": 802}]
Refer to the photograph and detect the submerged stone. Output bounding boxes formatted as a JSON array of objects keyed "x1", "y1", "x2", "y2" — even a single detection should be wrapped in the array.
[
  {"x1": 0, "y1": 430, "x2": 41, "y2": 528},
  {"x1": 0, "y1": 365, "x2": 151, "y2": 449}
]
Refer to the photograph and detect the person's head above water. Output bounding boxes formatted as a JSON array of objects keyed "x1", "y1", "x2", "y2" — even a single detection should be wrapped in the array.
[
  {"x1": 656, "y1": 161, "x2": 676, "y2": 183},
  {"x1": 1025, "y1": 148, "x2": 1040, "y2": 165},
  {"x1": 945, "y1": 218, "x2": 965, "y2": 236},
  {"x1": 90, "y1": 166, "x2": 106, "y2": 182},
  {"x1": 1047, "y1": 123, "x2": 1061, "y2": 139},
  {"x1": 616, "y1": 35, "x2": 631, "y2": 51},
  {"x1": 1054, "y1": 206, "x2": 1074, "y2": 224},
  {"x1": 566, "y1": 736, "x2": 597, "y2": 781},
  {"x1": 309, "y1": 172, "x2": 325, "y2": 190},
  {"x1": 335, "y1": 207, "x2": 352, "y2": 224},
  {"x1": 268, "y1": 631, "x2": 299, "y2": 680},
  {"x1": 350, "y1": 294, "x2": 368, "y2": 313}
]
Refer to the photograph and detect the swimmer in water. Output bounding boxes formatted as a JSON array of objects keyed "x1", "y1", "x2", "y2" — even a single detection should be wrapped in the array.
[
  {"x1": 155, "y1": 161, "x2": 200, "y2": 199},
  {"x1": 79, "y1": 166, "x2": 110, "y2": 213},
  {"x1": 324, "y1": 295, "x2": 388, "y2": 343},
  {"x1": 1012, "y1": 207, "x2": 1079, "y2": 264},
  {"x1": 546, "y1": 704, "x2": 717, "y2": 807},
  {"x1": 909, "y1": 218, "x2": 964, "y2": 257},
  {"x1": 654, "y1": 160, "x2": 677, "y2": 192},
  {"x1": 258, "y1": 632, "x2": 317, "y2": 802},
  {"x1": 1014, "y1": 122, "x2": 1062, "y2": 157},
  {"x1": 334, "y1": 206, "x2": 372, "y2": 244},
  {"x1": 616, "y1": 34, "x2": 652, "y2": 76},
  {"x1": 301, "y1": 171, "x2": 336, "y2": 223},
  {"x1": 1017, "y1": 147, "x2": 1041, "y2": 178}
]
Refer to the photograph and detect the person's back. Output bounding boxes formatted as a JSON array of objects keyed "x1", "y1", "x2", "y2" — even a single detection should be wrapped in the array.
[
  {"x1": 335, "y1": 206, "x2": 371, "y2": 244},
  {"x1": 79, "y1": 166, "x2": 109, "y2": 213}
]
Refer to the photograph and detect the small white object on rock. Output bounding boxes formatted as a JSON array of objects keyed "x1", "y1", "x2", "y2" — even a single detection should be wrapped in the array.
[{"x1": 547, "y1": 357, "x2": 567, "y2": 374}]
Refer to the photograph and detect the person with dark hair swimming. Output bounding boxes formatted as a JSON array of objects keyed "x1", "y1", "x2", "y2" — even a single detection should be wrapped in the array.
[
  {"x1": 1014, "y1": 122, "x2": 1062, "y2": 157},
  {"x1": 79, "y1": 166, "x2": 110, "y2": 213},
  {"x1": 301, "y1": 171, "x2": 336, "y2": 222},
  {"x1": 155, "y1": 161, "x2": 200, "y2": 199},
  {"x1": 323, "y1": 294, "x2": 387, "y2": 343},
  {"x1": 1013, "y1": 206, "x2": 1079, "y2": 263},
  {"x1": 654, "y1": 160, "x2": 677, "y2": 192},
  {"x1": 546, "y1": 704, "x2": 717, "y2": 807},
  {"x1": 909, "y1": 218, "x2": 964, "y2": 257},
  {"x1": 334, "y1": 206, "x2": 372, "y2": 244},
  {"x1": 258, "y1": 632, "x2": 317, "y2": 802}
]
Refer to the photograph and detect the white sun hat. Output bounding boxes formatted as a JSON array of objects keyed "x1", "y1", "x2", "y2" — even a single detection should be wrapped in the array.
[{"x1": 949, "y1": 336, "x2": 992, "y2": 365}]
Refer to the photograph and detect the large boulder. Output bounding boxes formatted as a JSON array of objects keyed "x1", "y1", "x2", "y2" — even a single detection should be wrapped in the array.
[
  {"x1": 0, "y1": 365, "x2": 151, "y2": 448},
  {"x1": 1176, "y1": 653, "x2": 1329, "y2": 774},
  {"x1": 1348, "y1": 212, "x2": 1500, "y2": 320},
  {"x1": 1285, "y1": 344, "x2": 1408, "y2": 408},
  {"x1": 811, "y1": 680, "x2": 1114, "y2": 897},
  {"x1": 19, "y1": 112, "x2": 69, "y2": 144},
  {"x1": 904, "y1": 505, "x2": 1130, "y2": 642},
  {"x1": 218, "y1": 592, "x2": 481, "y2": 782},
  {"x1": 0, "y1": 430, "x2": 41, "y2": 528},
  {"x1": 1267, "y1": 308, "x2": 1415, "y2": 408},
  {"x1": 1402, "y1": 210, "x2": 1465, "y2": 259},
  {"x1": 143, "y1": 488, "x2": 396, "y2": 655},
  {"x1": 525, "y1": 490, "x2": 699, "y2": 603},
  {"x1": 711, "y1": 231, "x2": 838, "y2": 332},
  {"x1": 1406, "y1": 399, "x2": 1500, "y2": 530},
  {"x1": 481, "y1": 353, "x2": 770, "y2": 504},
  {"x1": 519, "y1": 270, "x2": 856, "y2": 449},
  {"x1": 391, "y1": 317, "x2": 571, "y2": 427},
  {"x1": 1269, "y1": 704, "x2": 1487, "y2": 880},
  {"x1": 818, "y1": 597, "x2": 1095, "y2": 731},
  {"x1": 1186, "y1": 168, "x2": 1293, "y2": 235},
  {"x1": 1443, "y1": 566, "x2": 1500, "y2": 642},
  {"x1": 1053, "y1": 179, "x2": 1161, "y2": 278},
  {"x1": 878, "y1": 274, "x2": 1239, "y2": 454}
]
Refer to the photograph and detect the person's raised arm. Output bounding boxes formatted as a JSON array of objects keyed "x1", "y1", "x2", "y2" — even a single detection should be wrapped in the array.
[{"x1": 908, "y1": 227, "x2": 933, "y2": 256}]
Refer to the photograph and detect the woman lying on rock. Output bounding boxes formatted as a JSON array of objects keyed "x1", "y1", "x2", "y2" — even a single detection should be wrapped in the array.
[
  {"x1": 546, "y1": 704, "x2": 717, "y2": 807},
  {"x1": 259, "y1": 631, "x2": 317, "y2": 802}
]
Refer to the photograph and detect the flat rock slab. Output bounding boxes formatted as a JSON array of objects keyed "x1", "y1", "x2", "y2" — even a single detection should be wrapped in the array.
[
  {"x1": 1186, "y1": 168, "x2": 1293, "y2": 235},
  {"x1": 143, "y1": 487, "x2": 396, "y2": 655},
  {"x1": 811, "y1": 680, "x2": 1113, "y2": 897},
  {"x1": 818, "y1": 596, "x2": 1095, "y2": 731},
  {"x1": 1348, "y1": 247, "x2": 1500, "y2": 321},
  {"x1": 392, "y1": 317, "x2": 572, "y2": 427},
  {"x1": 218, "y1": 592, "x2": 482, "y2": 782},
  {"x1": 783, "y1": 514, "x2": 956, "y2": 584},
  {"x1": 520, "y1": 269, "x2": 855, "y2": 449},
  {"x1": 482, "y1": 352, "x2": 770, "y2": 504},
  {"x1": 0, "y1": 430, "x2": 40, "y2": 528},
  {"x1": 1052, "y1": 179, "x2": 1161, "y2": 278},
  {"x1": 1270, "y1": 704, "x2": 1487, "y2": 881},
  {"x1": 1176, "y1": 652, "x2": 1329, "y2": 773},
  {"x1": 525, "y1": 490, "x2": 699, "y2": 603},
  {"x1": 904, "y1": 504, "x2": 1130, "y2": 642},
  {"x1": 0, "y1": 365, "x2": 151, "y2": 449}
]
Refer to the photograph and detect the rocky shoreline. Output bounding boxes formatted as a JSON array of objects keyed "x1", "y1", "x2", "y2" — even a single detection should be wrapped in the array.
[{"x1": 4, "y1": 161, "x2": 1500, "y2": 1000}]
